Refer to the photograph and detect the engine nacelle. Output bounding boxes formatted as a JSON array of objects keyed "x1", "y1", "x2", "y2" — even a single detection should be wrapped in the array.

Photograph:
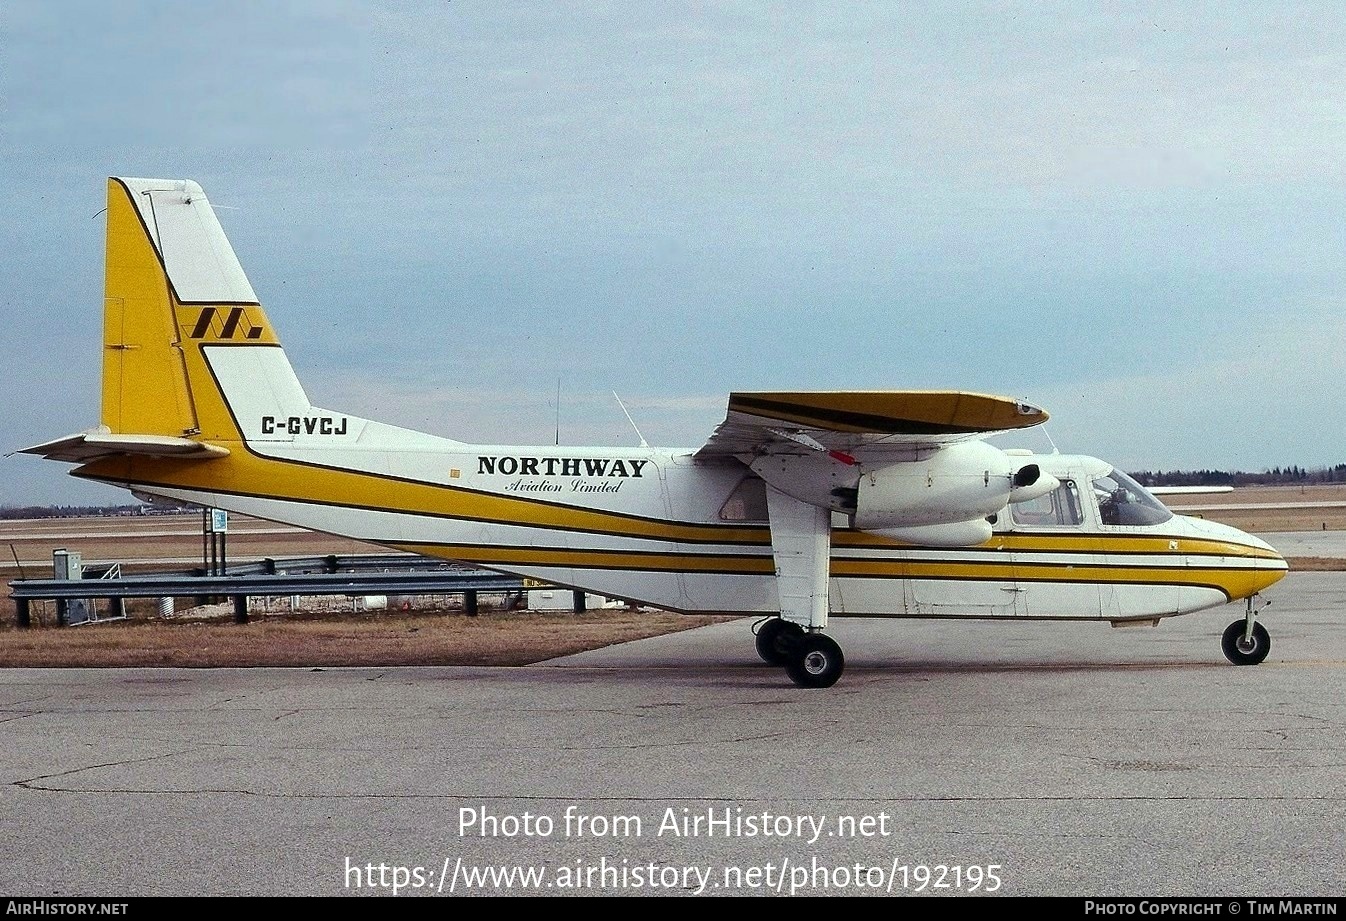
[
  {"x1": 868, "y1": 518, "x2": 994, "y2": 547},
  {"x1": 854, "y1": 440, "x2": 1013, "y2": 529},
  {"x1": 1008, "y1": 464, "x2": 1060, "y2": 504}
]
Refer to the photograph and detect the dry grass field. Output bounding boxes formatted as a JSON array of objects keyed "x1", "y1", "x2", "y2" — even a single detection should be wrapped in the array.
[
  {"x1": 0, "y1": 606, "x2": 731, "y2": 668},
  {"x1": 2, "y1": 485, "x2": 1342, "y2": 668},
  {"x1": 1164, "y1": 483, "x2": 1346, "y2": 533},
  {"x1": 0, "y1": 513, "x2": 739, "y2": 666}
]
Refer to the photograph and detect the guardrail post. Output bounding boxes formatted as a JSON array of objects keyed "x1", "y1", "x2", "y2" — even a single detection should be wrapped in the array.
[
  {"x1": 233, "y1": 595, "x2": 249, "y2": 624},
  {"x1": 110, "y1": 598, "x2": 126, "y2": 619},
  {"x1": 464, "y1": 590, "x2": 478, "y2": 616},
  {"x1": 55, "y1": 599, "x2": 68, "y2": 627},
  {"x1": 572, "y1": 590, "x2": 586, "y2": 613},
  {"x1": 16, "y1": 598, "x2": 30, "y2": 628}
]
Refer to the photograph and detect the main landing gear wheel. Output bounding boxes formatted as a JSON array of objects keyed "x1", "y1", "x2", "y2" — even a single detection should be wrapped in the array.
[
  {"x1": 754, "y1": 618, "x2": 804, "y2": 665},
  {"x1": 1222, "y1": 620, "x2": 1271, "y2": 666},
  {"x1": 786, "y1": 634, "x2": 845, "y2": 688}
]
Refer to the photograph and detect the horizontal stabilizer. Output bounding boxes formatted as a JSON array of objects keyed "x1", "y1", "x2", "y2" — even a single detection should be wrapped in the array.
[{"x1": 16, "y1": 427, "x2": 228, "y2": 464}]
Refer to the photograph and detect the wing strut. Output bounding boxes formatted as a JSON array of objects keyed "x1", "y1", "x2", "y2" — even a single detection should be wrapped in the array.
[{"x1": 765, "y1": 485, "x2": 831, "y2": 631}]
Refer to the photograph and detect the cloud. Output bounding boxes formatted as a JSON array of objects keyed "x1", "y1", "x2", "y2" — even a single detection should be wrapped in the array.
[
  {"x1": 4, "y1": 2, "x2": 1344, "y2": 503},
  {"x1": 1021, "y1": 303, "x2": 1346, "y2": 471}
]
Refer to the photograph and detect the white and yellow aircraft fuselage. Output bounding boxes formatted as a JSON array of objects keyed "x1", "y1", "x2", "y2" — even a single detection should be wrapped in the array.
[{"x1": 23, "y1": 178, "x2": 1288, "y2": 687}]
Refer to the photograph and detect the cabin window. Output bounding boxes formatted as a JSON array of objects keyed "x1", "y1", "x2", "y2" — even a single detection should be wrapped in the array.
[
  {"x1": 1093, "y1": 469, "x2": 1173, "y2": 526},
  {"x1": 719, "y1": 476, "x2": 769, "y2": 522},
  {"x1": 1010, "y1": 478, "x2": 1083, "y2": 527}
]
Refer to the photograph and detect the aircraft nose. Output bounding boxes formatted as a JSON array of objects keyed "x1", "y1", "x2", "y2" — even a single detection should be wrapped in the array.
[
  {"x1": 1231, "y1": 529, "x2": 1288, "y2": 598},
  {"x1": 1181, "y1": 516, "x2": 1288, "y2": 597},
  {"x1": 1252, "y1": 542, "x2": 1289, "y2": 591}
]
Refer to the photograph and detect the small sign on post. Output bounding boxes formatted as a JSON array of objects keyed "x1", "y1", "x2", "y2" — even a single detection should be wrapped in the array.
[{"x1": 205, "y1": 508, "x2": 229, "y2": 577}]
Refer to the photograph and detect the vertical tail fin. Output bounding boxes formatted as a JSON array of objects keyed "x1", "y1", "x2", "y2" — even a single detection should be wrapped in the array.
[{"x1": 101, "y1": 178, "x2": 301, "y2": 443}]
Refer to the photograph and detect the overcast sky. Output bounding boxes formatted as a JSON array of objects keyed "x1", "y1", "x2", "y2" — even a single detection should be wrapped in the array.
[{"x1": 3, "y1": 2, "x2": 1344, "y2": 506}]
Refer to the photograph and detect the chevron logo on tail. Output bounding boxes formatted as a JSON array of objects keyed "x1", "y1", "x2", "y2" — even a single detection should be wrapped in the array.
[{"x1": 187, "y1": 306, "x2": 265, "y2": 340}]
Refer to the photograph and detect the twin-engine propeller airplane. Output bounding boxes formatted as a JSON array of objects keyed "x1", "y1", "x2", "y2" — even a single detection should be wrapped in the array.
[{"x1": 22, "y1": 178, "x2": 1289, "y2": 687}]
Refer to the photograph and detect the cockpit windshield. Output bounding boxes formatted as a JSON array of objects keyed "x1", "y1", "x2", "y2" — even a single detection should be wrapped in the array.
[{"x1": 1093, "y1": 468, "x2": 1173, "y2": 526}]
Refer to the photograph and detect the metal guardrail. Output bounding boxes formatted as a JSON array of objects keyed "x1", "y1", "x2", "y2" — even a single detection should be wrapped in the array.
[
  {"x1": 10, "y1": 570, "x2": 524, "y2": 600},
  {"x1": 9, "y1": 561, "x2": 531, "y2": 628},
  {"x1": 192, "y1": 552, "x2": 457, "y2": 577}
]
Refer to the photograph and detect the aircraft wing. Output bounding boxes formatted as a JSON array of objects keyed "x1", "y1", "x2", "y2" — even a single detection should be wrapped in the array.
[
  {"x1": 15, "y1": 428, "x2": 229, "y2": 464},
  {"x1": 694, "y1": 391, "x2": 1048, "y2": 459}
]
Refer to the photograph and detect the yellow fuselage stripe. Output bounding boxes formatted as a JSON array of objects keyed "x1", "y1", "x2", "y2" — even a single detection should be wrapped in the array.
[
  {"x1": 81, "y1": 451, "x2": 1282, "y2": 562},
  {"x1": 389, "y1": 542, "x2": 1284, "y2": 599},
  {"x1": 77, "y1": 437, "x2": 1286, "y2": 603}
]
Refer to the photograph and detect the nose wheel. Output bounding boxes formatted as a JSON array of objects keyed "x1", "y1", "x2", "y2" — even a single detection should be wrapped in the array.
[
  {"x1": 1222, "y1": 619, "x2": 1271, "y2": 665},
  {"x1": 1221, "y1": 596, "x2": 1271, "y2": 665}
]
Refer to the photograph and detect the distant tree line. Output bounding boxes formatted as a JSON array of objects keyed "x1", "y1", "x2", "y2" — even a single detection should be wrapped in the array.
[
  {"x1": 0, "y1": 503, "x2": 196, "y2": 520},
  {"x1": 1133, "y1": 464, "x2": 1346, "y2": 487}
]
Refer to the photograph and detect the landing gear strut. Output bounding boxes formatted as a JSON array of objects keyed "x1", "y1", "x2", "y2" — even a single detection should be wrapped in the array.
[
  {"x1": 758, "y1": 486, "x2": 842, "y2": 686},
  {"x1": 1221, "y1": 596, "x2": 1271, "y2": 666},
  {"x1": 753, "y1": 618, "x2": 846, "y2": 687}
]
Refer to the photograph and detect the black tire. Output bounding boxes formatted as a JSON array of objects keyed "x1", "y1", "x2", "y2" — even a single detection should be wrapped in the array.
[
  {"x1": 754, "y1": 618, "x2": 803, "y2": 665},
  {"x1": 1221, "y1": 620, "x2": 1271, "y2": 666},
  {"x1": 785, "y1": 634, "x2": 845, "y2": 688}
]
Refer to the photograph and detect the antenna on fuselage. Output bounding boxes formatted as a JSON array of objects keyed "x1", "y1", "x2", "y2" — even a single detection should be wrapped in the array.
[
  {"x1": 613, "y1": 391, "x2": 649, "y2": 448},
  {"x1": 1043, "y1": 427, "x2": 1061, "y2": 455}
]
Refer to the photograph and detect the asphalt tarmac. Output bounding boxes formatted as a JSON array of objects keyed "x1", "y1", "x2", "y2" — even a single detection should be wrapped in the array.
[{"x1": 2, "y1": 571, "x2": 1343, "y2": 897}]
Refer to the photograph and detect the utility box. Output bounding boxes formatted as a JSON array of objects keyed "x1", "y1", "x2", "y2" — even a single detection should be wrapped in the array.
[
  {"x1": 527, "y1": 587, "x2": 570, "y2": 610},
  {"x1": 52, "y1": 549, "x2": 92, "y2": 625},
  {"x1": 53, "y1": 549, "x2": 82, "y2": 580},
  {"x1": 527, "y1": 587, "x2": 589, "y2": 612}
]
